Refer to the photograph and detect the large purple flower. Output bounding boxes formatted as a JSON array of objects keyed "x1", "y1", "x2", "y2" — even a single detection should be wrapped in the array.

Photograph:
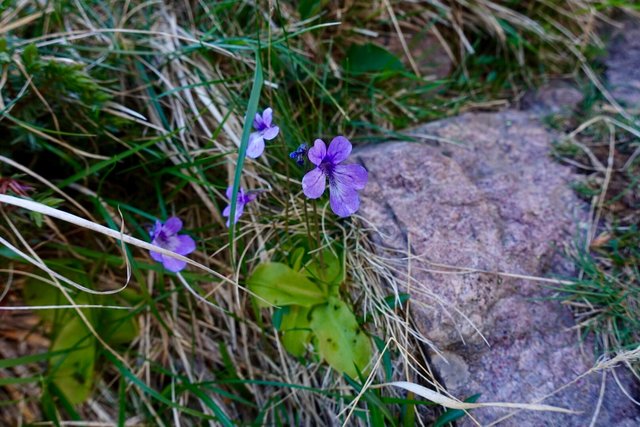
[
  {"x1": 149, "y1": 217, "x2": 196, "y2": 273},
  {"x1": 247, "y1": 107, "x2": 279, "y2": 159},
  {"x1": 302, "y1": 136, "x2": 368, "y2": 217},
  {"x1": 222, "y1": 186, "x2": 257, "y2": 227}
]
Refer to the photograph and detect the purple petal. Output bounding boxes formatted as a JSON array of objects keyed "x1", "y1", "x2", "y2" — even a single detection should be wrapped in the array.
[
  {"x1": 175, "y1": 235, "x2": 196, "y2": 256},
  {"x1": 302, "y1": 167, "x2": 326, "y2": 199},
  {"x1": 246, "y1": 132, "x2": 265, "y2": 158},
  {"x1": 162, "y1": 256, "x2": 187, "y2": 273},
  {"x1": 149, "y1": 220, "x2": 162, "y2": 238},
  {"x1": 308, "y1": 139, "x2": 327, "y2": 166},
  {"x1": 253, "y1": 112, "x2": 264, "y2": 131},
  {"x1": 333, "y1": 163, "x2": 368, "y2": 190},
  {"x1": 163, "y1": 217, "x2": 183, "y2": 235},
  {"x1": 149, "y1": 250, "x2": 164, "y2": 262},
  {"x1": 242, "y1": 191, "x2": 258, "y2": 204},
  {"x1": 327, "y1": 136, "x2": 352, "y2": 164},
  {"x1": 262, "y1": 125, "x2": 279, "y2": 140},
  {"x1": 262, "y1": 108, "x2": 273, "y2": 127},
  {"x1": 225, "y1": 186, "x2": 234, "y2": 199},
  {"x1": 233, "y1": 203, "x2": 245, "y2": 223},
  {"x1": 329, "y1": 184, "x2": 360, "y2": 217},
  {"x1": 223, "y1": 201, "x2": 245, "y2": 227}
]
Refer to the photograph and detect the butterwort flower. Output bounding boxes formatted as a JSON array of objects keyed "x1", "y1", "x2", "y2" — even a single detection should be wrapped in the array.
[
  {"x1": 289, "y1": 143, "x2": 308, "y2": 166},
  {"x1": 247, "y1": 107, "x2": 279, "y2": 159},
  {"x1": 149, "y1": 217, "x2": 196, "y2": 273},
  {"x1": 222, "y1": 186, "x2": 257, "y2": 227},
  {"x1": 302, "y1": 136, "x2": 368, "y2": 217}
]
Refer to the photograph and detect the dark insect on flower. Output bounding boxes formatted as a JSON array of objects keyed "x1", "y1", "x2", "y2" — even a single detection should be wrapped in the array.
[
  {"x1": 0, "y1": 177, "x2": 33, "y2": 197},
  {"x1": 289, "y1": 143, "x2": 308, "y2": 166}
]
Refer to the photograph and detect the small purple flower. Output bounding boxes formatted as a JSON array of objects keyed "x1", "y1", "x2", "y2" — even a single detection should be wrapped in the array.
[
  {"x1": 289, "y1": 143, "x2": 308, "y2": 166},
  {"x1": 149, "y1": 217, "x2": 196, "y2": 273},
  {"x1": 247, "y1": 107, "x2": 280, "y2": 159},
  {"x1": 302, "y1": 136, "x2": 368, "y2": 218},
  {"x1": 222, "y1": 186, "x2": 257, "y2": 227},
  {"x1": 0, "y1": 177, "x2": 32, "y2": 196}
]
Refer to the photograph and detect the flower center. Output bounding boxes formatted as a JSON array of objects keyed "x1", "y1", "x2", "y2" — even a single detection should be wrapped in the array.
[{"x1": 320, "y1": 160, "x2": 335, "y2": 178}]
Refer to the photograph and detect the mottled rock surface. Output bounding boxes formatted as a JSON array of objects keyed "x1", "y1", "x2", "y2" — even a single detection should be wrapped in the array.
[
  {"x1": 356, "y1": 107, "x2": 640, "y2": 425},
  {"x1": 606, "y1": 18, "x2": 640, "y2": 108},
  {"x1": 521, "y1": 80, "x2": 584, "y2": 114}
]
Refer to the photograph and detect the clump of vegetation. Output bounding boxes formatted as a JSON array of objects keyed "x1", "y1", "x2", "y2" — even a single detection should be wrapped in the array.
[{"x1": 554, "y1": 105, "x2": 640, "y2": 372}]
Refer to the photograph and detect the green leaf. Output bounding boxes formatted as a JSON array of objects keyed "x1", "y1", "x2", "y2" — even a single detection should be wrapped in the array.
[
  {"x1": 298, "y1": 0, "x2": 321, "y2": 19},
  {"x1": 22, "y1": 44, "x2": 40, "y2": 70},
  {"x1": 49, "y1": 318, "x2": 96, "y2": 404},
  {"x1": 102, "y1": 309, "x2": 139, "y2": 345},
  {"x1": 280, "y1": 306, "x2": 312, "y2": 357},
  {"x1": 309, "y1": 298, "x2": 372, "y2": 377},
  {"x1": 247, "y1": 262, "x2": 327, "y2": 307},
  {"x1": 343, "y1": 43, "x2": 405, "y2": 75},
  {"x1": 303, "y1": 249, "x2": 343, "y2": 289},
  {"x1": 22, "y1": 278, "x2": 72, "y2": 324},
  {"x1": 289, "y1": 247, "x2": 306, "y2": 272},
  {"x1": 228, "y1": 51, "x2": 263, "y2": 256}
]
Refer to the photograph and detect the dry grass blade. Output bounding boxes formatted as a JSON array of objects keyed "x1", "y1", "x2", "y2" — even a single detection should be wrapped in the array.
[{"x1": 385, "y1": 381, "x2": 578, "y2": 414}]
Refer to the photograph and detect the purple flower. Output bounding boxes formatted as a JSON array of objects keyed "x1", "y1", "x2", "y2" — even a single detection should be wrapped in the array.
[
  {"x1": 302, "y1": 136, "x2": 368, "y2": 217},
  {"x1": 222, "y1": 186, "x2": 257, "y2": 227},
  {"x1": 0, "y1": 177, "x2": 32, "y2": 196},
  {"x1": 149, "y1": 217, "x2": 196, "y2": 273},
  {"x1": 289, "y1": 143, "x2": 308, "y2": 166},
  {"x1": 247, "y1": 107, "x2": 280, "y2": 159}
]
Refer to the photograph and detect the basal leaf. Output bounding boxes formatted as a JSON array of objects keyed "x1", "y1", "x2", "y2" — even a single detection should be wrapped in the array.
[
  {"x1": 22, "y1": 278, "x2": 72, "y2": 324},
  {"x1": 247, "y1": 262, "x2": 327, "y2": 307},
  {"x1": 310, "y1": 297, "x2": 371, "y2": 377},
  {"x1": 102, "y1": 309, "x2": 139, "y2": 345},
  {"x1": 343, "y1": 43, "x2": 405, "y2": 75},
  {"x1": 279, "y1": 306, "x2": 312, "y2": 357},
  {"x1": 49, "y1": 317, "x2": 96, "y2": 404},
  {"x1": 303, "y1": 249, "x2": 343, "y2": 289}
]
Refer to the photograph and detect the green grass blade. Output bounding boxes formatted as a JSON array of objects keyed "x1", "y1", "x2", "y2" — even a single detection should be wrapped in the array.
[{"x1": 228, "y1": 50, "x2": 263, "y2": 262}]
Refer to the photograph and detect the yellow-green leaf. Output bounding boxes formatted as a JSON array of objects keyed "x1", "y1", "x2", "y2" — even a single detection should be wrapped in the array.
[
  {"x1": 247, "y1": 262, "x2": 327, "y2": 307},
  {"x1": 280, "y1": 306, "x2": 312, "y2": 357},
  {"x1": 310, "y1": 298, "x2": 372, "y2": 377},
  {"x1": 50, "y1": 318, "x2": 95, "y2": 404}
]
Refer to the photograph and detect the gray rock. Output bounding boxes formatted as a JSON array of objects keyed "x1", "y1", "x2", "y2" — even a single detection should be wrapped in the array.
[
  {"x1": 606, "y1": 18, "x2": 640, "y2": 108},
  {"x1": 355, "y1": 110, "x2": 640, "y2": 425},
  {"x1": 521, "y1": 80, "x2": 584, "y2": 114}
]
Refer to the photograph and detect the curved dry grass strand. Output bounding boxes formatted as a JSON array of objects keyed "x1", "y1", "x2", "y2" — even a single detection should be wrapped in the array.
[{"x1": 384, "y1": 381, "x2": 577, "y2": 414}]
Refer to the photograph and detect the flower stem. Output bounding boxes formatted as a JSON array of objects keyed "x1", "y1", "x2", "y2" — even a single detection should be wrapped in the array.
[{"x1": 311, "y1": 200, "x2": 326, "y2": 283}]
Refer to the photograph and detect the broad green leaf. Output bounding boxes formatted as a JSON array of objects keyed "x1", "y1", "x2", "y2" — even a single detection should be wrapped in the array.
[
  {"x1": 289, "y1": 247, "x2": 306, "y2": 272},
  {"x1": 303, "y1": 249, "x2": 343, "y2": 289},
  {"x1": 343, "y1": 43, "x2": 405, "y2": 75},
  {"x1": 102, "y1": 309, "x2": 139, "y2": 345},
  {"x1": 310, "y1": 298, "x2": 372, "y2": 377},
  {"x1": 22, "y1": 278, "x2": 71, "y2": 324},
  {"x1": 247, "y1": 262, "x2": 327, "y2": 307},
  {"x1": 279, "y1": 306, "x2": 312, "y2": 357},
  {"x1": 49, "y1": 318, "x2": 96, "y2": 404}
]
